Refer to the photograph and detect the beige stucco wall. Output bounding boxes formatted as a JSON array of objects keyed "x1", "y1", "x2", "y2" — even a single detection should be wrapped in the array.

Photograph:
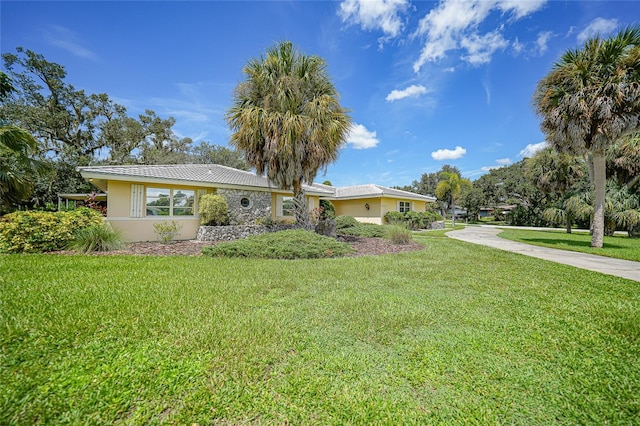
[
  {"x1": 105, "y1": 180, "x2": 208, "y2": 242},
  {"x1": 333, "y1": 197, "x2": 430, "y2": 225},
  {"x1": 104, "y1": 180, "x2": 323, "y2": 241},
  {"x1": 108, "y1": 217, "x2": 201, "y2": 242}
]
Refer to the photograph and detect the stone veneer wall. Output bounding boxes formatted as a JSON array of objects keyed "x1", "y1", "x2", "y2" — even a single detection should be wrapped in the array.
[
  {"x1": 197, "y1": 224, "x2": 298, "y2": 241},
  {"x1": 217, "y1": 189, "x2": 271, "y2": 225}
]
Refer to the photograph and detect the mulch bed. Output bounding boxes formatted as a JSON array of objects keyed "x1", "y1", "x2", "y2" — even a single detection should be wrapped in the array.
[{"x1": 53, "y1": 235, "x2": 425, "y2": 257}]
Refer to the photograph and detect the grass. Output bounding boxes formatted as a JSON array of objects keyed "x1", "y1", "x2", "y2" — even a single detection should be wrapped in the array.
[
  {"x1": 1, "y1": 235, "x2": 639, "y2": 424},
  {"x1": 498, "y1": 228, "x2": 640, "y2": 262}
]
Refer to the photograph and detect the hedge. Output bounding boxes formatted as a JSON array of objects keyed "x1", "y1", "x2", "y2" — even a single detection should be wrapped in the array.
[{"x1": 0, "y1": 208, "x2": 104, "y2": 253}]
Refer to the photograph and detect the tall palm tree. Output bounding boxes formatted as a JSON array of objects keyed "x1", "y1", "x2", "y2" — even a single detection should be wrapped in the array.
[
  {"x1": 533, "y1": 26, "x2": 640, "y2": 247},
  {"x1": 435, "y1": 172, "x2": 471, "y2": 227},
  {"x1": 226, "y1": 41, "x2": 351, "y2": 228}
]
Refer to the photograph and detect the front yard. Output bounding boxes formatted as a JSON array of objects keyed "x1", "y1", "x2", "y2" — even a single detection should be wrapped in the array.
[{"x1": 1, "y1": 234, "x2": 638, "y2": 424}]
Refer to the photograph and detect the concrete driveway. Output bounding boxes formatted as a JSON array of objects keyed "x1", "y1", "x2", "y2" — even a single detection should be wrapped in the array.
[{"x1": 447, "y1": 226, "x2": 640, "y2": 282}]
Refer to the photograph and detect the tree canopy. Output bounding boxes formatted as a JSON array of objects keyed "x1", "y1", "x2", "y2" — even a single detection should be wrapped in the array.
[
  {"x1": 226, "y1": 41, "x2": 351, "y2": 227},
  {"x1": 533, "y1": 26, "x2": 640, "y2": 247},
  {"x1": 0, "y1": 48, "x2": 247, "y2": 211}
]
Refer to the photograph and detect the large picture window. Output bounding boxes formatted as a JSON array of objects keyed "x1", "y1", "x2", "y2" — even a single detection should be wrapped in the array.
[{"x1": 146, "y1": 188, "x2": 194, "y2": 216}]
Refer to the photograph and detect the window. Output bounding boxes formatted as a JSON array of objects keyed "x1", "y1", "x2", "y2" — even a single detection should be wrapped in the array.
[
  {"x1": 240, "y1": 197, "x2": 251, "y2": 208},
  {"x1": 146, "y1": 187, "x2": 194, "y2": 216},
  {"x1": 282, "y1": 196, "x2": 294, "y2": 217},
  {"x1": 399, "y1": 201, "x2": 411, "y2": 213}
]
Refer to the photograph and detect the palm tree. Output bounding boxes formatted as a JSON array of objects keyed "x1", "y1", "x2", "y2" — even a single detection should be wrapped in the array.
[
  {"x1": 525, "y1": 147, "x2": 588, "y2": 233},
  {"x1": 226, "y1": 41, "x2": 351, "y2": 228},
  {"x1": 435, "y1": 172, "x2": 471, "y2": 227},
  {"x1": 0, "y1": 125, "x2": 51, "y2": 212},
  {"x1": 533, "y1": 26, "x2": 640, "y2": 247}
]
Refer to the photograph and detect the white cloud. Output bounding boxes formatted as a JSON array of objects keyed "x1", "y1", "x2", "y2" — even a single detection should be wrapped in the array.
[
  {"x1": 443, "y1": 66, "x2": 456, "y2": 73},
  {"x1": 385, "y1": 84, "x2": 429, "y2": 102},
  {"x1": 412, "y1": 0, "x2": 547, "y2": 72},
  {"x1": 431, "y1": 145, "x2": 466, "y2": 160},
  {"x1": 519, "y1": 141, "x2": 547, "y2": 157},
  {"x1": 461, "y1": 30, "x2": 509, "y2": 65},
  {"x1": 481, "y1": 157, "x2": 512, "y2": 171},
  {"x1": 43, "y1": 25, "x2": 98, "y2": 60},
  {"x1": 577, "y1": 18, "x2": 618, "y2": 44},
  {"x1": 535, "y1": 31, "x2": 553, "y2": 55},
  {"x1": 339, "y1": 0, "x2": 410, "y2": 39},
  {"x1": 346, "y1": 123, "x2": 379, "y2": 149}
]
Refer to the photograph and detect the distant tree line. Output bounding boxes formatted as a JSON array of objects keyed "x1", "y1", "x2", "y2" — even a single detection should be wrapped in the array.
[{"x1": 0, "y1": 48, "x2": 248, "y2": 213}]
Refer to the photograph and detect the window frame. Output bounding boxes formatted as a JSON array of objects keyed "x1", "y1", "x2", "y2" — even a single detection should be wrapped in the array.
[
  {"x1": 145, "y1": 187, "x2": 195, "y2": 217},
  {"x1": 398, "y1": 201, "x2": 411, "y2": 213}
]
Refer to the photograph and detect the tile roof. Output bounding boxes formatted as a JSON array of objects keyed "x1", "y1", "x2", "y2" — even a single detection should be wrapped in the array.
[
  {"x1": 78, "y1": 164, "x2": 435, "y2": 201},
  {"x1": 330, "y1": 184, "x2": 436, "y2": 201},
  {"x1": 77, "y1": 164, "x2": 333, "y2": 195}
]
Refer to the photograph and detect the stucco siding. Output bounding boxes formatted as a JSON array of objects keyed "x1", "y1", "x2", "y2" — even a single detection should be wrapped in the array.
[
  {"x1": 333, "y1": 198, "x2": 380, "y2": 222},
  {"x1": 107, "y1": 217, "x2": 201, "y2": 242}
]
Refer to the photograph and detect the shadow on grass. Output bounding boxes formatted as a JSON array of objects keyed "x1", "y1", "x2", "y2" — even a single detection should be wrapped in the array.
[{"x1": 519, "y1": 237, "x2": 626, "y2": 250}]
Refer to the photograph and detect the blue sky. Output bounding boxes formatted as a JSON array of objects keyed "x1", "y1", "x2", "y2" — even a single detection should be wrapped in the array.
[{"x1": 2, "y1": 1, "x2": 639, "y2": 187}]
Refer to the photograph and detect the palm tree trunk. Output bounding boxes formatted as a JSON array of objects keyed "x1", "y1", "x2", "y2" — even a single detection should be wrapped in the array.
[
  {"x1": 292, "y1": 181, "x2": 311, "y2": 230},
  {"x1": 451, "y1": 194, "x2": 455, "y2": 227},
  {"x1": 591, "y1": 150, "x2": 606, "y2": 248}
]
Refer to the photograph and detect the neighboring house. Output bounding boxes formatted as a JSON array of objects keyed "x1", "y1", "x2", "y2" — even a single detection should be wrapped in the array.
[
  {"x1": 479, "y1": 204, "x2": 517, "y2": 218},
  {"x1": 78, "y1": 164, "x2": 436, "y2": 241},
  {"x1": 320, "y1": 183, "x2": 436, "y2": 225}
]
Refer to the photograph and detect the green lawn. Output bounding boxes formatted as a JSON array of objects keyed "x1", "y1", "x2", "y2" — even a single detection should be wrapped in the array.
[
  {"x1": 498, "y1": 228, "x2": 640, "y2": 262},
  {"x1": 1, "y1": 235, "x2": 639, "y2": 424}
]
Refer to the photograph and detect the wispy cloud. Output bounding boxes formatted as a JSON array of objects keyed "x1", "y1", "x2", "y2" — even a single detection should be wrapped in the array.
[
  {"x1": 519, "y1": 141, "x2": 547, "y2": 157},
  {"x1": 339, "y1": 0, "x2": 410, "y2": 46},
  {"x1": 412, "y1": 0, "x2": 547, "y2": 72},
  {"x1": 577, "y1": 17, "x2": 618, "y2": 44},
  {"x1": 480, "y1": 157, "x2": 512, "y2": 171},
  {"x1": 460, "y1": 30, "x2": 509, "y2": 65},
  {"x1": 346, "y1": 123, "x2": 379, "y2": 149},
  {"x1": 385, "y1": 84, "x2": 429, "y2": 102},
  {"x1": 43, "y1": 25, "x2": 99, "y2": 60},
  {"x1": 431, "y1": 145, "x2": 466, "y2": 160},
  {"x1": 535, "y1": 31, "x2": 553, "y2": 55}
]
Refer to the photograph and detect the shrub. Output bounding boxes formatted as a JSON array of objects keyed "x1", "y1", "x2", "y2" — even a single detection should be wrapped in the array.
[
  {"x1": 67, "y1": 222, "x2": 125, "y2": 253},
  {"x1": 319, "y1": 199, "x2": 336, "y2": 219},
  {"x1": 202, "y1": 229, "x2": 353, "y2": 259},
  {"x1": 153, "y1": 220, "x2": 183, "y2": 244},
  {"x1": 339, "y1": 223, "x2": 387, "y2": 238},
  {"x1": 335, "y1": 215, "x2": 359, "y2": 229},
  {"x1": 0, "y1": 208, "x2": 104, "y2": 253},
  {"x1": 385, "y1": 225, "x2": 413, "y2": 245},
  {"x1": 384, "y1": 211, "x2": 443, "y2": 229},
  {"x1": 384, "y1": 211, "x2": 404, "y2": 225},
  {"x1": 199, "y1": 194, "x2": 229, "y2": 226}
]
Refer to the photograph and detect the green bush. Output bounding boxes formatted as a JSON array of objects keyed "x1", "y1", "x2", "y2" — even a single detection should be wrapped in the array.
[
  {"x1": 335, "y1": 215, "x2": 359, "y2": 229},
  {"x1": 384, "y1": 211, "x2": 443, "y2": 229},
  {"x1": 199, "y1": 194, "x2": 229, "y2": 226},
  {"x1": 202, "y1": 229, "x2": 353, "y2": 259},
  {"x1": 0, "y1": 208, "x2": 104, "y2": 253},
  {"x1": 339, "y1": 223, "x2": 387, "y2": 238},
  {"x1": 385, "y1": 225, "x2": 413, "y2": 245},
  {"x1": 319, "y1": 199, "x2": 336, "y2": 219},
  {"x1": 67, "y1": 222, "x2": 125, "y2": 253},
  {"x1": 153, "y1": 220, "x2": 183, "y2": 244},
  {"x1": 384, "y1": 211, "x2": 404, "y2": 225}
]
